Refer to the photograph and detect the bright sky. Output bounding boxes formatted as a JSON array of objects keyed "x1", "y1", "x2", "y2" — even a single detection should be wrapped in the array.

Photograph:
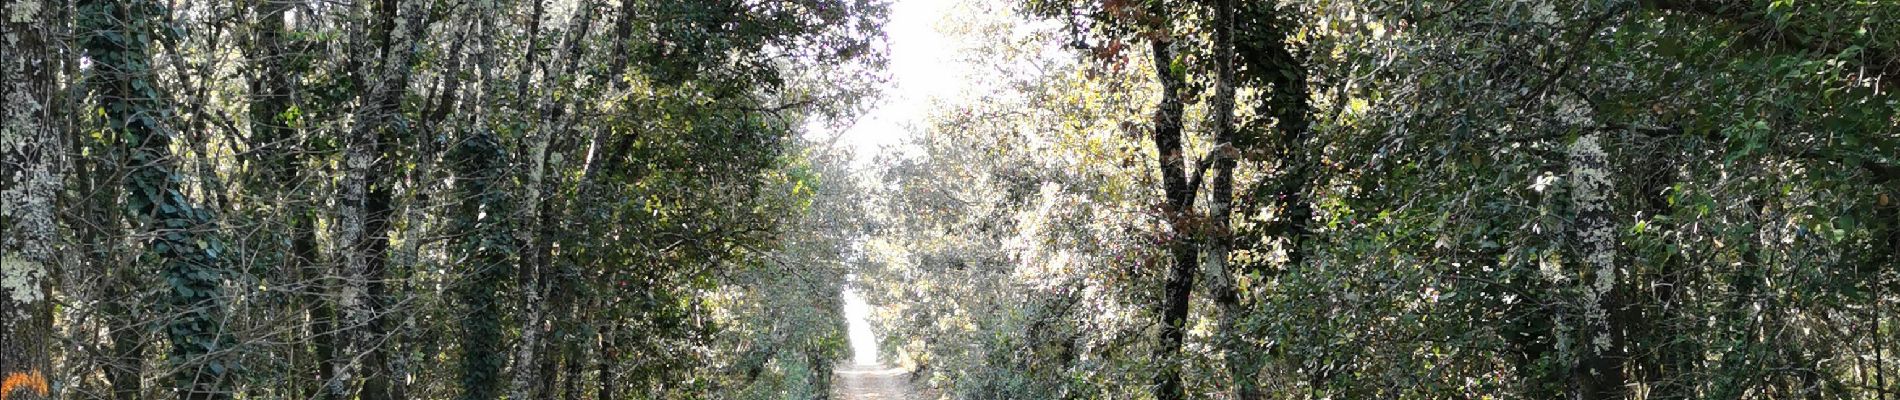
[
  {"x1": 813, "y1": 0, "x2": 971, "y2": 165},
  {"x1": 833, "y1": 0, "x2": 972, "y2": 366}
]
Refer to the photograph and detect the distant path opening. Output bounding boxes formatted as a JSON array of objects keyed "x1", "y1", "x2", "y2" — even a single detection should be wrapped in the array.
[
  {"x1": 837, "y1": 288, "x2": 918, "y2": 398},
  {"x1": 842, "y1": 288, "x2": 878, "y2": 366}
]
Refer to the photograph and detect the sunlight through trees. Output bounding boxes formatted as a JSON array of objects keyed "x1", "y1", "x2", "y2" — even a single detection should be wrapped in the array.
[{"x1": 2, "y1": 0, "x2": 1897, "y2": 399}]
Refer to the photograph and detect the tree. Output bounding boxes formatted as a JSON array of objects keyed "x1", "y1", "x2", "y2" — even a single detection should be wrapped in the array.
[
  {"x1": 2, "y1": 0, "x2": 62, "y2": 397},
  {"x1": 81, "y1": 0, "x2": 233, "y2": 397},
  {"x1": 450, "y1": 122, "x2": 512, "y2": 400},
  {"x1": 238, "y1": 1, "x2": 337, "y2": 397},
  {"x1": 869, "y1": 1, "x2": 1898, "y2": 399},
  {"x1": 20, "y1": 0, "x2": 1900, "y2": 398},
  {"x1": 333, "y1": 0, "x2": 427, "y2": 398}
]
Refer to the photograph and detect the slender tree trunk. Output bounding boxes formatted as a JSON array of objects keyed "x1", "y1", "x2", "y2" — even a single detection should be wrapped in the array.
[
  {"x1": 578, "y1": 6, "x2": 636, "y2": 400},
  {"x1": 1876, "y1": 194, "x2": 1895, "y2": 400},
  {"x1": 523, "y1": 5, "x2": 597, "y2": 397},
  {"x1": 95, "y1": 187, "x2": 144, "y2": 400},
  {"x1": 74, "y1": 147, "x2": 144, "y2": 400},
  {"x1": 1145, "y1": 18, "x2": 1199, "y2": 399},
  {"x1": 337, "y1": 0, "x2": 425, "y2": 398},
  {"x1": 455, "y1": 6, "x2": 511, "y2": 398},
  {"x1": 1647, "y1": 215, "x2": 1696, "y2": 398},
  {"x1": 241, "y1": 2, "x2": 335, "y2": 398},
  {"x1": 1568, "y1": 133, "x2": 1627, "y2": 400},
  {"x1": 510, "y1": 1, "x2": 555, "y2": 394},
  {"x1": 598, "y1": 323, "x2": 618, "y2": 400},
  {"x1": 1627, "y1": 147, "x2": 1698, "y2": 399},
  {"x1": 1, "y1": 1, "x2": 62, "y2": 397},
  {"x1": 62, "y1": 112, "x2": 143, "y2": 400},
  {"x1": 562, "y1": 326, "x2": 586, "y2": 400},
  {"x1": 105, "y1": 289, "x2": 145, "y2": 400},
  {"x1": 1197, "y1": 0, "x2": 1255, "y2": 398},
  {"x1": 1710, "y1": 214, "x2": 1769, "y2": 399},
  {"x1": 451, "y1": 124, "x2": 511, "y2": 400}
]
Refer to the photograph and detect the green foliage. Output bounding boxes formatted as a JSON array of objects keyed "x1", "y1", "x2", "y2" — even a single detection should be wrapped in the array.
[
  {"x1": 20, "y1": 0, "x2": 888, "y2": 397},
  {"x1": 79, "y1": 0, "x2": 236, "y2": 398},
  {"x1": 450, "y1": 127, "x2": 513, "y2": 400},
  {"x1": 17, "y1": 0, "x2": 1900, "y2": 398},
  {"x1": 859, "y1": 0, "x2": 1900, "y2": 399}
]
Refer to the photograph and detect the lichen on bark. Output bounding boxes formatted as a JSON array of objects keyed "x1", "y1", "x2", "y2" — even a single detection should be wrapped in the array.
[{"x1": 1, "y1": 255, "x2": 46, "y2": 307}]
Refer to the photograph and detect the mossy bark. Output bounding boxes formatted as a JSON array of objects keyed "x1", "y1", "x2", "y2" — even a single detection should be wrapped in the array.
[{"x1": 2, "y1": 0, "x2": 61, "y2": 397}]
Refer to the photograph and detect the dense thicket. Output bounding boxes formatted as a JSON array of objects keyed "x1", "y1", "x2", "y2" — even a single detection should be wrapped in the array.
[
  {"x1": 859, "y1": 0, "x2": 1898, "y2": 399},
  {"x1": 1, "y1": 0, "x2": 882, "y2": 398},
  {"x1": 5, "y1": 0, "x2": 1899, "y2": 399}
]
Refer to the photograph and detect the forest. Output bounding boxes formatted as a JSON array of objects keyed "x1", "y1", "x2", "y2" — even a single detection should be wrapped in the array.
[{"x1": 0, "y1": 0, "x2": 1896, "y2": 399}]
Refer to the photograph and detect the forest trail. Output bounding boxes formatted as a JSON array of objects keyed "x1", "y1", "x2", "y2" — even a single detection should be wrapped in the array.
[{"x1": 832, "y1": 364, "x2": 918, "y2": 400}]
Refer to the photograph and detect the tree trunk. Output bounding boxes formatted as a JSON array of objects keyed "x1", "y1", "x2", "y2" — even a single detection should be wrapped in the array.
[
  {"x1": 562, "y1": 326, "x2": 585, "y2": 400},
  {"x1": 1200, "y1": 1, "x2": 1258, "y2": 399},
  {"x1": 1567, "y1": 133, "x2": 1628, "y2": 400},
  {"x1": 2, "y1": 0, "x2": 61, "y2": 396},
  {"x1": 521, "y1": 5, "x2": 597, "y2": 397},
  {"x1": 1874, "y1": 193, "x2": 1895, "y2": 400},
  {"x1": 452, "y1": 1, "x2": 512, "y2": 398},
  {"x1": 67, "y1": 126, "x2": 143, "y2": 400},
  {"x1": 82, "y1": 0, "x2": 234, "y2": 398},
  {"x1": 1710, "y1": 212, "x2": 1768, "y2": 399},
  {"x1": 510, "y1": 2, "x2": 554, "y2": 393},
  {"x1": 451, "y1": 125, "x2": 511, "y2": 400},
  {"x1": 337, "y1": 0, "x2": 425, "y2": 398},
  {"x1": 100, "y1": 226, "x2": 145, "y2": 400},
  {"x1": 240, "y1": 2, "x2": 335, "y2": 398},
  {"x1": 1629, "y1": 146, "x2": 1698, "y2": 399},
  {"x1": 1145, "y1": 22, "x2": 1198, "y2": 400},
  {"x1": 598, "y1": 323, "x2": 618, "y2": 400}
]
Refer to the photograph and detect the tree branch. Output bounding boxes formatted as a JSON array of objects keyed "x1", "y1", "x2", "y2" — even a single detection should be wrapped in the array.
[{"x1": 1645, "y1": 0, "x2": 1900, "y2": 80}]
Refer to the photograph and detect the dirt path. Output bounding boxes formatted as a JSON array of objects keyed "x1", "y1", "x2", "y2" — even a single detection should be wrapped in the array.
[{"x1": 832, "y1": 363, "x2": 918, "y2": 400}]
